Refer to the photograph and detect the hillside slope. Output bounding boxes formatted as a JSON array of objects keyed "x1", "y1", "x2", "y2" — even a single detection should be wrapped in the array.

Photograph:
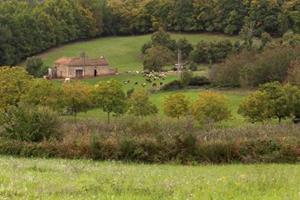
[{"x1": 39, "y1": 33, "x2": 239, "y2": 72}]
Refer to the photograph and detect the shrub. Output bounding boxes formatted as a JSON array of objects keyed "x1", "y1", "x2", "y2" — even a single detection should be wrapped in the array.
[
  {"x1": 180, "y1": 70, "x2": 193, "y2": 86},
  {"x1": 141, "y1": 41, "x2": 152, "y2": 54},
  {"x1": 163, "y1": 93, "x2": 190, "y2": 119},
  {"x1": 260, "y1": 32, "x2": 272, "y2": 50},
  {"x1": 188, "y1": 62, "x2": 198, "y2": 71},
  {"x1": 161, "y1": 80, "x2": 184, "y2": 91},
  {"x1": 191, "y1": 92, "x2": 231, "y2": 125},
  {"x1": 282, "y1": 31, "x2": 300, "y2": 46},
  {"x1": 0, "y1": 104, "x2": 61, "y2": 142},
  {"x1": 287, "y1": 59, "x2": 300, "y2": 86},
  {"x1": 25, "y1": 57, "x2": 45, "y2": 77},
  {"x1": 188, "y1": 76, "x2": 211, "y2": 87},
  {"x1": 0, "y1": 119, "x2": 299, "y2": 164}
]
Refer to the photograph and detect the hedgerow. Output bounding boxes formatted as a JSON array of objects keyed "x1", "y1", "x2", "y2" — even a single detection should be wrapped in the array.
[{"x1": 0, "y1": 118, "x2": 299, "y2": 164}]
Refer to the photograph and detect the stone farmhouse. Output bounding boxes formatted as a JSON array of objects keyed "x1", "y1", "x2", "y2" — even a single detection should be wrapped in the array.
[{"x1": 49, "y1": 53, "x2": 117, "y2": 78}]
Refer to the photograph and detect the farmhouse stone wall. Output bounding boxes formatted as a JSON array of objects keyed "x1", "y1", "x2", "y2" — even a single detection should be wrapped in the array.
[{"x1": 52, "y1": 54, "x2": 117, "y2": 78}]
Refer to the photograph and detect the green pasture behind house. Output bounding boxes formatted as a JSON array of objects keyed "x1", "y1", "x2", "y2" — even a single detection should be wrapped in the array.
[{"x1": 49, "y1": 52, "x2": 117, "y2": 79}]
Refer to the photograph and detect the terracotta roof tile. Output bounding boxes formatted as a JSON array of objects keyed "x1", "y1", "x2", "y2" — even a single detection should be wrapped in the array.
[{"x1": 55, "y1": 56, "x2": 109, "y2": 66}]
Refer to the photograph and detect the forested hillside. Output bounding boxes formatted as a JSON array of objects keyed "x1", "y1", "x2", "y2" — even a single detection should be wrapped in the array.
[{"x1": 0, "y1": 0, "x2": 299, "y2": 66}]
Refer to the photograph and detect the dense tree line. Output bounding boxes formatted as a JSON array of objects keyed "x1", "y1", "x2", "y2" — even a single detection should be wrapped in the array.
[
  {"x1": 0, "y1": 0, "x2": 107, "y2": 65},
  {"x1": 210, "y1": 45, "x2": 300, "y2": 87},
  {"x1": 0, "y1": 0, "x2": 300, "y2": 66}
]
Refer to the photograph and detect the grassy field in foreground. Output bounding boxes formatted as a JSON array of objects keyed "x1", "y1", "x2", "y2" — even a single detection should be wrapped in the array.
[
  {"x1": 0, "y1": 156, "x2": 299, "y2": 200},
  {"x1": 38, "y1": 33, "x2": 239, "y2": 72}
]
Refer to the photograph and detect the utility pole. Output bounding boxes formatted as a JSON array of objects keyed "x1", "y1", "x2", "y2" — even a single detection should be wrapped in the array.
[{"x1": 176, "y1": 48, "x2": 183, "y2": 71}]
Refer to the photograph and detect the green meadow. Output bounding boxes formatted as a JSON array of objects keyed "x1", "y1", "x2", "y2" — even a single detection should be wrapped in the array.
[
  {"x1": 39, "y1": 33, "x2": 239, "y2": 72},
  {"x1": 77, "y1": 88, "x2": 246, "y2": 126},
  {"x1": 0, "y1": 156, "x2": 299, "y2": 200}
]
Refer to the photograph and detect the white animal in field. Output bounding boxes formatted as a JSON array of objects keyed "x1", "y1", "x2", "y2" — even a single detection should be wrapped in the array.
[{"x1": 64, "y1": 78, "x2": 71, "y2": 83}]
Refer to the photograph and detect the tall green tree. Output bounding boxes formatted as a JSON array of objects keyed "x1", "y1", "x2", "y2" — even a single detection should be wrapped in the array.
[
  {"x1": 143, "y1": 46, "x2": 175, "y2": 72},
  {"x1": 25, "y1": 57, "x2": 45, "y2": 77}
]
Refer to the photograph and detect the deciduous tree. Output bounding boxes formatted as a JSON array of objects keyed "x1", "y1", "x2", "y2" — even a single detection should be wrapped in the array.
[
  {"x1": 128, "y1": 88, "x2": 158, "y2": 117},
  {"x1": 0, "y1": 67, "x2": 32, "y2": 111},
  {"x1": 93, "y1": 80, "x2": 128, "y2": 123},
  {"x1": 143, "y1": 46, "x2": 174, "y2": 72},
  {"x1": 191, "y1": 92, "x2": 231, "y2": 125},
  {"x1": 62, "y1": 81, "x2": 93, "y2": 120},
  {"x1": 22, "y1": 79, "x2": 63, "y2": 112}
]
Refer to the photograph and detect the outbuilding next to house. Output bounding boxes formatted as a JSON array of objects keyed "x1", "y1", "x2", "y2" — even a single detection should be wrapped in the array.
[{"x1": 49, "y1": 53, "x2": 117, "y2": 78}]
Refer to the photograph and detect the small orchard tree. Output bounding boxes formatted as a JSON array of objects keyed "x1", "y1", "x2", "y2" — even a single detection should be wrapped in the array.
[
  {"x1": 93, "y1": 80, "x2": 128, "y2": 123},
  {"x1": 21, "y1": 79, "x2": 63, "y2": 112},
  {"x1": 238, "y1": 91, "x2": 272, "y2": 122},
  {"x1": 191, "y1": 92, "x2": 231, "y2": 125},
  {"x1": 128, "y1": 88, "x2": 158, "y2": 117},
  {"x1": 25, "y1": 57, "x2": 45, "y2": 77},
  {"x1": 62, "y1": 82, "x2": 93, "y2": 120},
  {"x1": 163, "y1": 93, "x2": 190, "y2": 119},
  {"x1": 0, "y1": 67, "x2": 32, "y2": 111},
  {"x1": 260, "y1": 32, "x2": 272, "y2": 50},
  {"x1": 143, "y1": 46, "x2": 175, "y2": 72}
]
